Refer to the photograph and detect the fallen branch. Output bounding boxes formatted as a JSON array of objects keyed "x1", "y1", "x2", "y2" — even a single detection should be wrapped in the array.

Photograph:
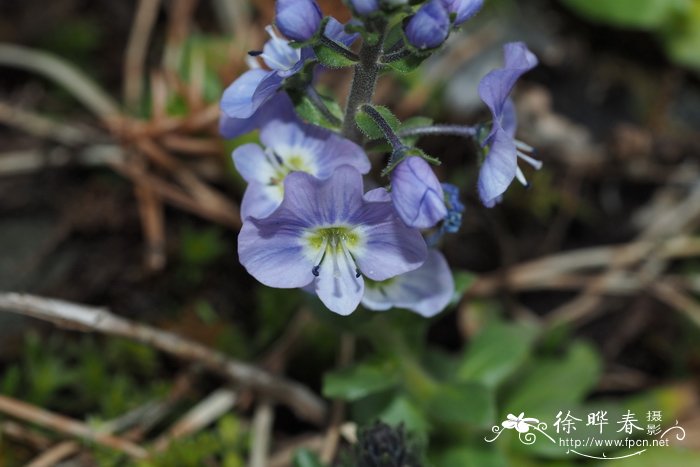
[
  {"x1": 0, "y1": 395, "x2": 148, "y2": 459},
  {"x1": 0, "y1": 293, "x2": 327, "y2": 424},
  {"x1": 152, "y1": 387, "x2": 237, "y2": 452}
]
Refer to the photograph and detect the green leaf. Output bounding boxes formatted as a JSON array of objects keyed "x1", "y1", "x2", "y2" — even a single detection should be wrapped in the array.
[
  {"x1": 294, "y1": 94, "x2": 343, "y2": 130},
  {"x1": 456, "y1": 321, "x2": 538, "y2": 388},
  {"x1": 504, "y1": 341, "x2": 602, "y2": 417},
  {"x1": 293, "y1": 449, "x2": 326, "y2": 467},
  {"x1": 355, "y1": 105, "x2": 401, "y2": 140},
  {"x1": 560, "y1": 0, "x2": 690, "y2": 29},
  {"x1": 383, "y1": 52, "x2": 428, "y2": 74},
  {"x1": 312, "y1": 42, "x2": 358, "y2": 68},
  {"x1": 425, "y1": 381, "x2": 495, "y2": 428},
  {"x1": 378, "y1": 395, "x2": 431, "y2": 435},
  {"x1": 662, "y1": 1, "x2": 700, "y2": 71},
  {"x1": 323, "y1": 358, "x2": 400, "y2": 401}
]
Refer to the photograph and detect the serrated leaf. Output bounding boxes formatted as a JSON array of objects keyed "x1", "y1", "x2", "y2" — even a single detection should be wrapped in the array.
[
  {"x1": 355, "y1": 105, "x2": 401, "y2": 140},
  {"x1": 323, "y1": 358, "x2": 400, "y2": 401}
]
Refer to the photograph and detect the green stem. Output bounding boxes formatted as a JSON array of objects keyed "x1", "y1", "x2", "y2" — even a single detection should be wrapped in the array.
[
  {"x1": 360, "y1": 104, "x2": 404, "y2": 151},
  {"x1": 306, "y1": 86, "x2": 342, "y2": 127},
  {"x1": 342, "y1": 27, "x2": 387, "y2": 143}
]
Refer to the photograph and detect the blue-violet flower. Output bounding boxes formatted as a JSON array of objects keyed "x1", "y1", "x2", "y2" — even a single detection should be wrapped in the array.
[
  {"x1": 362, "y1": 249, "x2": 454, "y2": 317},
  {"x1": 477, "y1": 42, "x2": 541, "y2": 207},
  {"x1": 390, "y1": 156, "x2": 447, "y2": 229},
  {"x1": 275, "y1": 0, "x2": 323, "y2": 42},
  {"x1": 404, "y1": 0, "x2": 450, "y2": 50},
  {"x1": 238, "y1": 166, "x2": 428, "y2": 315},
  {"x1": 440, "y1": 0, "x2": 483, "y2": 26},
  {"x1": 348, "y1": 0, "x2": 379, "y2": 15},
  {"x1": 233, "y1": 118, "x2": 370, "y2": 219}
]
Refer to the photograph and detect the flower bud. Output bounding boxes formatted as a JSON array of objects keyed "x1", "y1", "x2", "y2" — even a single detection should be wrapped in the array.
[
  {"x1": 348, "y1": 0, "x2": 379, "y2": 15},
  {"x1": 390, "y1": 156, "x2": 447, "y2": 229},
  {"x1": 441, "y1": 0, "x2": 483, "y2": 26},
  {"x1": 275, "y1": 0, "x2": 322, "y2": 42},
  {"x1": 404, "y1": 0, "x2": 450, "y2": 50}
]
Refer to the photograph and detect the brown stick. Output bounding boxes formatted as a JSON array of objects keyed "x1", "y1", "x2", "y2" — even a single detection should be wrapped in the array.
[
  {"x1": 0, "y1": 395, "x2": 148, "y2": 458},
  {"x1": 0, "y1": 293, "x2": 327, "y2": 425},
  {"x1": 25, "y1": 441, "x2": 80, "y2": 467},
  {"x1": 123, "y1": 0, "x2": 162, "y2": 110}
]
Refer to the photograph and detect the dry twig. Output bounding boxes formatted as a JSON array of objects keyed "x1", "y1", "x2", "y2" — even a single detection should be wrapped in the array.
[
  {"x1": 0, "y1": 293, "x2": 327, "y2": 424},
  {"x1": 0, "y1": 395, "x2": 148, "y2": 459}
]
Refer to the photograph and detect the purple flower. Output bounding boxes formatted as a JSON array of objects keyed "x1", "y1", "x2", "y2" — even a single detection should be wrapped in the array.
[
  {"x1": 404, "y1": 0, "x2": 450, "y2": 50},
  {"x1": 275, "y1": 0, "x2": 322, "y2": 42},
  {"x1": 238, "y1": 166, "x2": 427, "y2": 315},
  {"x1": 440, "y1": 0, "x2": 483, "y2": 25},
  {"x1": 219, "y1": 21, "x2": 357, "y2": 139},
  {"x1": 390, "y1": 156, "x2": 447, "y2": 229},
  {"x1": 362, "y1": 249, "x2": 454, "y2": 317},
  {"x1": 220, "y1": 26, "x2": 307, "y2": 138},
  {"x1": 348, "y1": 0, "x2": 379, "y2": 15},
  {"x1": 233, "y1": 118, "x2": 370, "y2": 219},
  {"x1": 477, "y1": 42, "x2": 542, "y2": 207}
]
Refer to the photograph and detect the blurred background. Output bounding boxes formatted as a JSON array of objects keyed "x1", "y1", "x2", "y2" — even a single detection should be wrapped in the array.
[{"x1": 1, "y1": 0, "x2": 700, "y2": 465}]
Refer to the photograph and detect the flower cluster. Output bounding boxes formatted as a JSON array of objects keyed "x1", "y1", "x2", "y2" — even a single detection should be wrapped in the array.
[{"x1": 220, "y1": 0, "x2": 541, "y2": 316}]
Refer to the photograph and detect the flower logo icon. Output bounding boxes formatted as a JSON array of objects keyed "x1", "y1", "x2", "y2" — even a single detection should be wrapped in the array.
[{"x1": 502, "y1": 413, "x2": 540, "y2": 433}]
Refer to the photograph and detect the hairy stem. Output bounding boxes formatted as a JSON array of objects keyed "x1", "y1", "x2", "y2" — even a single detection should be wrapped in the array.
[
  {"x1": 342, "y1": 29, "x2": 386, "y2": 143},
  {"x1": 397, "y1": 124, "x2": 479, "y2": 139},
  {"x1": 361, "y1": 104, "x2": 404, "y2": 151}
]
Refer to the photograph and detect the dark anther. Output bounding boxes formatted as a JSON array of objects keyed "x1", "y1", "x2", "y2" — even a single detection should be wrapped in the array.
[
  {"x1": 248, "y1": 50, "x2": 263, "y2": 57},
  {"x1": 355, "y1": 268, "x2": 361, "y2": 278},
  {"x1": 312, "y1": 265, "x2": 320, "y2": 277}
]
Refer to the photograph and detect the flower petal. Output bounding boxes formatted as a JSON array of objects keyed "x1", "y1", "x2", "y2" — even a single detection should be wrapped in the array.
[
  {"x1": 240, "y1": 182, "x2": 282, "y2": 220},
  {"x1": 232, "y1": 143, "x2": 275, "y2": 184},
  {"x1": 324, "y1": 17, "x2": 359, "y2": 47},
  {"x1": 362, "y1": 250, "x2": 453, "y2": 317},
  {"x1": 220, "y1": 69, "x2": 275, "y2": 119},
  {"x1": 405, "y1": 0, "x2": 450, "y2": 50},
  {"x1": 477, "y1": 127, "x2": 517, "y2": 207},
  {"x1": 441, "y1": 0, "x2": 483, "y2": 25},
  {"x1": 352, "y1": 205, "x2": 428, "y2": 281},
  {"x1": 260, "y1": 120, "x2": 370, "y2": 177},
  {"x1": 390, "y1": 157, "x2": 447, "y2": 228},
  {"x1": 238, "y1": 215, "x2": 314, "y2": 288},
  {"x1": 275, "y1": 0, "x2": 322, "y2": 42},
  {"x1": 219, "y1": 77, "x2": 292, "y2": 139},
  {"x1": 315, "y1": 247, "x2": 365, "y2": 315},
  {"x1": 502, "y1": 420, "x2": 517, "y2": 429},
  {"x1": 478, "y1": 42, "x2": 537, "y2": 138}
]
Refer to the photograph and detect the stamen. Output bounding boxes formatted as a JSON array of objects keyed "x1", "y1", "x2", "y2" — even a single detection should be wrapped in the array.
[
  {"x1": 517, "y1": 150, "x2": 543, "y2": 170},
  {"x1": 248, "y1": 50, "x2": 263, "y2": 57},
  {"x1": 339, "y1": 238, "x2": 360, "y2": 280},
  {"x1": 311, "y1": 236, "x2": 328, "y2": 276},
  {"x1": 515, "y1": 140, "x2": 534, "y2": 152},
  {"x1": 515, "y1": 167, "x2": 529, "y2": 187}
]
